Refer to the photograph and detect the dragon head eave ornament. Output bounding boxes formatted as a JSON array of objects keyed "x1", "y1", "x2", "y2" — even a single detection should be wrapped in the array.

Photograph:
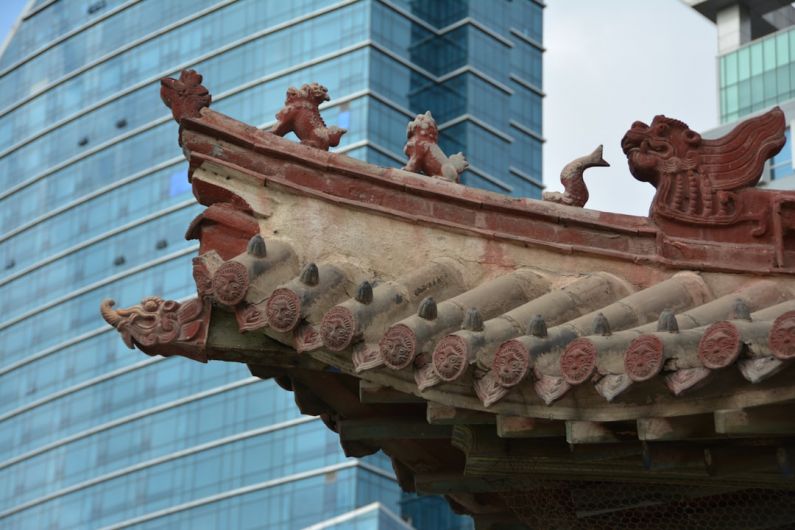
[{"x1": 620, "y1": 107, "x2": 790, "y2": 243}]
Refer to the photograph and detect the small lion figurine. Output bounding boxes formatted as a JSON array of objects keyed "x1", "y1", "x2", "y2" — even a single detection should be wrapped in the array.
[
  {"x1": 271, "y1": 83, "x2": 346, "y2": 151},
  {"x1": 403, "y1": 111, "x2": 468, "y2": 182}
]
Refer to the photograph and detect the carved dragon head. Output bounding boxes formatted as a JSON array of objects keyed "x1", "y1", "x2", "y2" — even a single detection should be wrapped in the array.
[
  {"x1": 621, "y1": 107, "x2": 786, "y2": 192},
  {"x1": 406, "y1": 111, "x2": 439, "y2": 143},
  {"x1": 286, "y1": 82, "x2": 330, "y2": 106}
]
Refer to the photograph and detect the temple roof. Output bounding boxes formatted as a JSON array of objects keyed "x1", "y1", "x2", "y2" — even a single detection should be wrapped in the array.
[{"x1": 100, "y1": 71, "x2": 795, "y2": 528}]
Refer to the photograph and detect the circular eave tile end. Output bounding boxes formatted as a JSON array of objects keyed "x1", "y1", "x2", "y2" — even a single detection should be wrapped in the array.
[
  {"x1": 560, "y1": 338, "x2": 597, "y2": 385},
  {"x1": 493, "y1": 340, "x2": 530, "y2": 388},
  {"x1": 380, "y1": 324, "x2": 418, "y2": 370},
  {"x1": 212, "y1": 261, "x2": 249, "y2": 306},
  {"x1": 320, "y1": 306, "x2": 356, "y2": 352},
  {"x1": 624, "y1": 335, "x2": 664, "y2": 382},
  {"x1": 698, "y1": 321, "x2": 742, "y2": 369},
  {"x1": 432, "y1": 335, "x2": 470, "y2": 382},
  {"x1": 266, "y1": 288, "x2": 302, "y2": 332},
  {"x1": 770, "y1": 311, "x2": 795, "y2": 360}
]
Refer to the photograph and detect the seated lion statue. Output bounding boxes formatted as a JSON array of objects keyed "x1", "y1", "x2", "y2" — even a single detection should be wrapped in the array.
[
  {"x1": 271, "y1": 83, "x2": 346, "y2": 151},
  {"x1": 403, "y1": 111, "x2": 468, "y2": 182}
]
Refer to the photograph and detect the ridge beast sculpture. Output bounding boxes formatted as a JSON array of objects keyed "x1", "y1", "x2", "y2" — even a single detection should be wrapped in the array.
[
  {"x1": 270, "y1": 82, "x2": 346, "y2": 151},
  {"x1": 403, "y1": 111, "x2": 468, "y2": 182},
  {"x1": 543, "y1": 144, "x2": 609, "y2": 207},
  {"x1": 622, "y1": 107, "x2": 795, "y2": 251}
]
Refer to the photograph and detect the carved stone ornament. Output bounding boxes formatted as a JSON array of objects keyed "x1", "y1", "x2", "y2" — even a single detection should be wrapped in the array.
[
  {"x1": 698, "y1": 321, "x2": 742, "y2": 369},
  {"x1": 622, "y1": 107, "x2": 790, "y2": 241},
  {"x1": 160, "y1": 69, "x2": 211, "y2": 123},
  {"x1": 380, "y1": 324, "x2": 417, "y2": 370},
  {"x1": 403, "y1": 111, "x2": 468, "y2": 182},
  {"x1": 665, "y1": 367, "x2": 711, "y2": 396},
  {"x1": 559, "y1": 338, "x2": 598, "y2": 385},
  {"x1": 352, "y1": 344, "x2": 383, "y2": 372},
  {"x1": 100, "y1": 297, "x2": 209, "y2": 359},
  {"x1": 266, "y1": 288, "x2": 302, "y2": 332},
  {"x1": 295, "y1": 324, "x2": 323, "y2": 353},
  {"x1": 270, "y1": 82, "x2": 346, "y2": 150},
  {"x1": 431, "y1": 335, "x2": 469, "y2": 382},
  {"x1": 212, "y1": 261, "x2": 249, "y2": 306},
  {"x1": 474, "y1": 371, "x2": 509, "y2": 408},
  {"x1": 769, "y1": 310, "x2": 795, "y2": 360},
  {"x1": 320, "y1": 306, "x2": 357, "y2": 352},
  {"x1": 542, "y1": 144, "x2": 609, "y2": 207},
  {"x1": 534, "y1": 374, "x2": 570, "y2": 405},
  {"x1": 624, "y1": 335, "x2": 664, "y2": 382},
  {"x1": 235, "y1": 303, "x2": 268, "y2": 333},
  {"x1": 492, "y1": 341, "x2": 530, "y2": 388}
]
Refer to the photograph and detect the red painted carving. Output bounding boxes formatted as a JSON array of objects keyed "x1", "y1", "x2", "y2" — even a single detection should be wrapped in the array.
[
  {"x1": 320, "y1": 306, "x2": 356, "y2": 352},
  {"x1": 212, "y1": 261, "x2": 249, "y2": 306},
  {"x1": 492, "y1": 341, "x2": 530, "y2": 388},
  {"x1": 534, "y1": 374, "x2": 570, "y2": 405},
  {"x1": 665, "y1": 367, "x2": 710, "y2": 396},
  {"x1": 266, "y1": 288, "x2": 302, "y2": 332},
  {"x1": 295, "y1": 324, "x2": 323, "y2": 353},
  {"x1": 270, "y1": 83, "x2": 346, "y2": 150},
  {"x1": 474, "y1": 371, "x2": 509, "y2": 408},
  {"x1": 624, "y1": 335, "x2": 664, "y2": 382},
  {"x1": 403, "y1": 112, "x2": 468, "y2": 182},
  {"x1": 559, "y1": 338, "x2": 597, "y2": 385},
  {"x1": 352, "y1": 344, "x2": 383, "y2": 372},
  {"x1": 542, "y1": 145, "x2": 609, "y2": 207},
  {"x1": 235, "y1": 303, "x2": 268, "y2": 333},
  {"x1": 192, "y1": 257, "x2": 215, "y2": 297},
  {"x1": 160, "y1": 69, "x2": 211, "y2": 123},
  {"x1": 431, "y1": 335, "x2": 469, "y2": 382},
  {"x1": 698, "y1": 321, "x2": 742, "y2": 369},
  {"x1": 770, "y1": 310, "x2": 795, "y2": 360},
  {"x1": 622, "y1": 107, "x2": 795, "y2": 245},
  {"x1": 380, "y1": 324, "x2": 417, "y2": 370},
  {"x1": 100, "y1": 297, "x2": 209, "y2": 361}
]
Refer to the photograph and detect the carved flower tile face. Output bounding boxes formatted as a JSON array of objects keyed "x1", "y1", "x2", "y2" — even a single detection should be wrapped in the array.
[
  {"x1": 559, "y1": 338, "x2": 597, "y2": 385},
  {"x1": 493, "y1": 342, "x2": 529, "y2": 388},
  {"x1": 698, "y1": 322, "x2": 741, "y2": 369},
  {"x1": 266, "y1": 289, "x2": 301, "y2": 332},
  {"x1": 432, "y1": 336, "x2": 467, "y2": 381},
  {"x1": 212, "y1": 261, "x2": 249, "y2": 306},
  {"x1": 320, "y1": 307, "x2": 355, "y2": 351},
  {"x1": 624, "y1": 336, "x2": 664, "y2": 382},
  {"x1": 770, "y1": 311, "x2": 795, "y2": 360},
  {"x1": 380, "y1": 325, "x2": 416, "y2": 370}
]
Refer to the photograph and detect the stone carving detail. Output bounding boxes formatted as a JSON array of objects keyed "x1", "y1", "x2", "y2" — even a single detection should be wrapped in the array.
[
  {"x1": 380, "y1": 324, "x2": 417, "y2": 370},
  {"x1": 160, "y1": 69, "x2": 211, "y2": 123},
  {"x1": 770, "y1": 310, "x2": 795, "y2": 360},
  {"x1": 235, "y1": 303, "x2": 268, "y2": 333},
  {"x1": 403, "y1": 111, "x2": 468, "y2": 182},
  {"x1": 100, "y1": 297, "x2": 208, "y2": 354},
  {"x1": 295, "y1": 324, "x2": 323, "y2": 353},
  {"x1": 492, "y1": 341, "x2": 530, "y2": 388},
  {"x1": 559, "y1": 338, "x2": 597, "y2": 385},
  {"x1": 212, "y1": 261, "x2": 249, "y2": 306},
  {"x1": 266, "y1": 288, "x2": 302, "y2": 332},
  {"x1": 622, "y1": 107, "x2": 788, "y2": 239},
  {"x1": 543, "y1": 145, "x2": 609, "y2": 207},
  {"x1": 624, "y1": 335, "x2": 664, "y2": 382},
  {"x1": 474, "y1": 371, "x2": 509, "y2": 408},
  {"x1": 432, "y1": 335, "x2": 468, "y2": 382},
  {"x1": 271, "y1": 83, "x2": 346, "y2": 150},
  {"x1": 192, "y1": 257, "x2": 215, "y2": 297},
  {"x1": 665, "y1": 367, "x2": 710, "y2": 396},
  {"x1": 352, "y1": 344, "x2": 383, "y2": 372},
  {"x1": 698, "y1": 321, "x2": 742, "y2": 369},
  {"x1": 534, "y1": 374, "x2": 570, "y2": 405},
  {"x1": 320, "y1": 306, "x2": 356, "y2": 352}
]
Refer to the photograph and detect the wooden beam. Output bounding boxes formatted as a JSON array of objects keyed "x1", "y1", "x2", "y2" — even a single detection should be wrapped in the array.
[
  {"x1": 427, "y1": 402, "x2": 496, "y2": 425},
  {"x1": 566, "y1": 421, "x2": 637, "y2": 444},
  {"x1": 715, "y1": 405, "x2": 795, "y2": 436},
  {"x1": 359, "y1": 380, "x2": 424, "y2": 404},
  {"x1": 338, "y1": 418, "x2": 453, "y2": 440},
  {"x1": 637, "y1": 415, "x2": 715, "y2": 441},
  {"x1": 497, "y1": 416, "x2": 565, "y2": 438}
]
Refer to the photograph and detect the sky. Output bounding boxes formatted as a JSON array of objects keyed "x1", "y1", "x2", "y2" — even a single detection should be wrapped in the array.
[{"x1": 0, "y1": 0, "x2": 719, "y2": 216}]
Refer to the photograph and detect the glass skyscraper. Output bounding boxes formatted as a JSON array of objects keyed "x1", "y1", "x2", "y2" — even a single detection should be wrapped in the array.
[{"x1": 0, "y1": 1, "x2": 543, "y2": 528}]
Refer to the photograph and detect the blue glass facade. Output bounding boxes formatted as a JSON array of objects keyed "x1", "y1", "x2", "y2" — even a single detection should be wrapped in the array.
[{"x1": 0, "y1": 0, "x2": 543, "y2": 528}]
